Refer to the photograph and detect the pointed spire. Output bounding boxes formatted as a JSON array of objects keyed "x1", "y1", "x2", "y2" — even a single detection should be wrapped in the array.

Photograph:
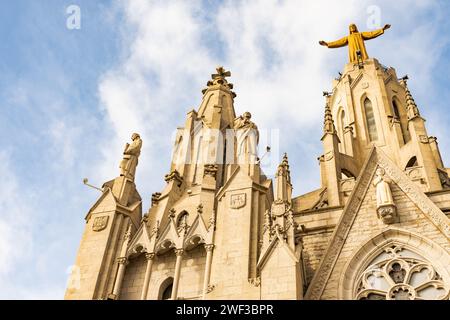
[
  {"x1": 400, "y1": 76, "x2": 420, "y2": 119},
  {"x1": 323, "y1": 100, "x2": 336, "y2": 135},
  {"x1": 202, "y1": 66, "x2": 236, "y2": 97},
  {"x1": 275, "y1": 153, "x2": 292, "y2": 202}
]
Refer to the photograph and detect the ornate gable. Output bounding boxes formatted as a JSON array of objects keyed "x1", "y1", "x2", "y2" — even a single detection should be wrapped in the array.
[{"x1": 305, "y1": 147, "x2": 450, "y2": 300}]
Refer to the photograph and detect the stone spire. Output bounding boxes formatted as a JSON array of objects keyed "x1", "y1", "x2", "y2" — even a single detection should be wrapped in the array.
[
  {"x1": 323, "y1": 94, "x2": 336, "y2": 135},
  {"x1": 401, "y1": 76, "x2": 420, "y2": 119},
  {"x1": 275, "y1": 153, "x2": 292, "y2": 203}
]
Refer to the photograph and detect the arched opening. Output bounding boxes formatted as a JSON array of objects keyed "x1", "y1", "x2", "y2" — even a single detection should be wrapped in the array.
[
  {"x1": 405, "y1": 156, "x2": 418, "y2": 169},
  {"x1": 159, "y1": 277, "x2": 174, "y2": 300},
  {"x1": 363, "y1": 98, "x2": 378, "y2": 142},
  {"x1": 337, "y1": 108, "x2": 346, "y2": 153},
  {"x1": 392, "y1": 99, "x2": 410, "y2": 144},
  {"x1": 176, "y1": 211, "x2": 189, "y2": 230}
]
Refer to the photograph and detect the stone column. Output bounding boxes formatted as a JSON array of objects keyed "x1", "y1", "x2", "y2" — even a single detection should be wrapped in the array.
[
  {"x1": 171, "y1": 249, "x2": 184, "y2": 300},
  {"x1": 140, "y1": 253, "x2": 155, "y2": 300},
  {"x1": 202, "y1": 244, "x2": 215, "y2": 299},
  {"x1": 112, "y1": 257, "x2": 128, "y2": 298}
]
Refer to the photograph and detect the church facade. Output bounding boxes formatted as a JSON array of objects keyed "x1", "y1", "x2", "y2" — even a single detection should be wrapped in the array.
[{"x1": 65, "y1": 26, "x2": 450, "y2": 300}]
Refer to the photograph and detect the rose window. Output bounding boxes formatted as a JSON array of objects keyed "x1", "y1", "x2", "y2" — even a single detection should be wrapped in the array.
[{"x1": 355, "y1": 245, "x2": 449, "y2": 300}]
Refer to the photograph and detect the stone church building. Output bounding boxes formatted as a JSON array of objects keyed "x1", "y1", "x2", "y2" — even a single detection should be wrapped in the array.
[{"x1": 65, "y1": 25, "x2": 450, "y2": 300}]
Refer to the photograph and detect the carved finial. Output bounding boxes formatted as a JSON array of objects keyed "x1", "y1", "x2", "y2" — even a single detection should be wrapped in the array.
[
  {"x1": 197, "y1": 203, "x2": 203, "y2": 215},
  {"x1": 151, "y1": 192, "x2": 161, "y2": 206},
  {"x1": 402, "y1": 78, "x2": 420, "y2": 119},
  {"x1": 151, "y1": 220, "x2": 160, "y2": 238},
  {"x1": 124, "y1": 223, "x2": 132, "y2": 241},
  {"x1": 323, "y1": 101, "x2": 336, "y2": 134},
  {"x1": 141, "y1": 213, "x2": 149, "y2": 224},
  {"x1": 212, "y1": 66, "x2": 231, "y2": 80},
  {"x1": 169, "y1": 208, "x2": 176, "y2": 219},
  {"x1": 203, "y1": 66, "x2": 236, "y2": 96},
  {"x1": 208, "y1": 211, "x2": 216, "y2": 230}
]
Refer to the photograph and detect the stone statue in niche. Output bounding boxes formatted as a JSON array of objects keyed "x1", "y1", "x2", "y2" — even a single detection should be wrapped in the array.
[{"x1": 373, "y1": 167, "x2": 398, "y2": 224}]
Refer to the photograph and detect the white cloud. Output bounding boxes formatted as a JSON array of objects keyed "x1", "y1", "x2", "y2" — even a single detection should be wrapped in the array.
[{"x1": 97, "y1": 0, "x2": 449, "y2": 196}]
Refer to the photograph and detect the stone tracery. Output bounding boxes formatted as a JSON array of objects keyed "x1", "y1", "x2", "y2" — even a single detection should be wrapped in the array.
[{"x1": 355, "y1": 245, "x2": 449, "y2": 300}]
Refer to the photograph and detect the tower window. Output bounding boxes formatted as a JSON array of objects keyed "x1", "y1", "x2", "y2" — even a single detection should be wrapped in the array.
[
  {"x1": 393, "y1": 99, "x2": 410, "y2": 144},
  {"x1": 159, "y1": 277, "x2": 174, "y2": 300},
  {"x1": 405, "y1": 156, "x2": 418, "y2": 169},
  {"x1": 364, "y1": 98, "x2": 378, "y2": 141}
]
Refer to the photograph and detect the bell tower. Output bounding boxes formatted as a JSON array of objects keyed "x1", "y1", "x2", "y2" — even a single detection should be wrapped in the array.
[{"x1": 317, "y1": 24, "x2": 449, "y2": 206}]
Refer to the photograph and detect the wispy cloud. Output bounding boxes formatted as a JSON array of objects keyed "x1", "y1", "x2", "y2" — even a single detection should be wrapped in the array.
[{"x1": 1, "y1": 0, "x2": 449, "y2": 299}]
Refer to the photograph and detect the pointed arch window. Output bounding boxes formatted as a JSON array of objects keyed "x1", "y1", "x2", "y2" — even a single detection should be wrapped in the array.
[
  {"x1": 355, "y1": 245, "x2": 449, "y2": 300},
  {"x1": 364, "y1": 98, "x2": 378, "y2": 142},
  {"x1": 159, "y1": 277, "x2": 174, "y2": 300},
  {"x1": 337, "y1": 109, "x2": 346, "y2": 153},
  {"x1": 392, "y1": 99, "x2": 410, "y2": 144}
]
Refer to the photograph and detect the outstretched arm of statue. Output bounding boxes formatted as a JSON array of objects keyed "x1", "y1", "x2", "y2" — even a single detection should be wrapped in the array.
[
  {"x1": 361, "y1": 24, "x2": 390, "y2": 40},
  {"x1": 322, "y1": 36, "x2": 348, "y2": 48}
]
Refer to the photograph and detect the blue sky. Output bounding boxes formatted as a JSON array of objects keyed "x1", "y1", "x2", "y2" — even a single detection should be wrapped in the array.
[{"x1": 1, "y1": 0, "x2": 449, "y2": 299}]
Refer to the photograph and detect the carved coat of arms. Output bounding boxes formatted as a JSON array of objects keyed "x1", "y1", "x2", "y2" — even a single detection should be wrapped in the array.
[
  {"x1": 92, "y1": 216, "x2": 109, "y2": 232},
  {"x1": 230, "y1": 193, "x2": 246, "y2": 209}
]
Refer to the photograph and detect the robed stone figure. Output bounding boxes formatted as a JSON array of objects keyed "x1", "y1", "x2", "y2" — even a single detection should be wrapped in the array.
[
  {"x1": 234, "y1": 112, "x2": 259, "y2": 165},
  {"x1": 120, "y1": 133, "x2": 142, "y2": 180}
]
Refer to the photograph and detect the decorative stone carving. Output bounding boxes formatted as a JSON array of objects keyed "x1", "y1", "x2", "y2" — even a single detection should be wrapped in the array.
[
  {"x1": 206, "y1": 284, "x2": 215, "y2": 293},
  {"x1": 151, "y1": 192, "x2": 161, "y2": 206},
  {"x1": 204, "y1": 244, "x2": 215, "y2": 252},
  {"x1": 197, "y1": 203, "x2": 203, "y2": 215},
  {"x1": 117, "y1": 257, "x2": 128, "y2": 265},
  {"x1": 204, "y1": 164, "x2": 219, "y2": 178},
  {"x1": 248, "y1": 277, "x2": 261, "y2": 287},
  {"x1": 355, "y1": 245, "x2": 449, "y2": 300},
  {"x1": 419, "y1": 135, "x2": 429, "y2": 144},
  {"x1": 202, "y1": 66, "x2": 236, "y2": 97},
  {"x1": 324, "y1": 151, "x2": 334, "y2": 161},
  {"x1": 139, "y1": 214, "x2": 147, "y2": 225},
  {"x1": 164, "y1": 169, "x2": 183, "y2": 187},
  {"x1": 145, "y1": 253, "x2": 155, "y2": 261},
  {"x1": 174, "y1": 248, "x2": 184, "y2": 257},
  {"x1": 230, "y1": 193, "x2": 246, "y2": 209},
  {"x1": 151, "y1": 220, "x2": 160, "y2": 238},
  {"x1": 92, "y1": 216, "x2": 109, "y2": 232},
  {"x1": 263, "y1": 210, "x2": 272, "y2": 232},
  {"x1": 373, "y1": 167, "x2": 397, "y2": 224},
  {"x1": 119, "y1": 133, "x2": 142, "y2": 180},
  {"x1": 208, "y1": 212, "x2": 216, "y2": 230}
]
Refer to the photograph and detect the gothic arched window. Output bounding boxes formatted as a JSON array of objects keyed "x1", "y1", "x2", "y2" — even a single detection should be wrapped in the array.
[
  {"x1": 364, "y1": 98, "x2": 378, "y2": 142},
  {"x1": 159, "y1": 277, "x2": 174, "y2": 300},
  {"x1": 392, "y1": 99, "x2": 410, "y2": 144},
  {"x1": 337, "y1": 109, "x2": 346, "y2": 153},
  {"x1": 176, "y1": 211, "x2": 189, "y2": 231},
  {"x1": 355, "y1": 245, "x2": 449, "y2": 300},
  {"x1": 405, "y1": 156, "x2": 418, "y2": 169}
]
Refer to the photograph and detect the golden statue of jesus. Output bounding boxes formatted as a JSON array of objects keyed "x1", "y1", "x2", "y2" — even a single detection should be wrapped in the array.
[{"x1": 319, "y1": 23, "x2": 391, "y2": 63}]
